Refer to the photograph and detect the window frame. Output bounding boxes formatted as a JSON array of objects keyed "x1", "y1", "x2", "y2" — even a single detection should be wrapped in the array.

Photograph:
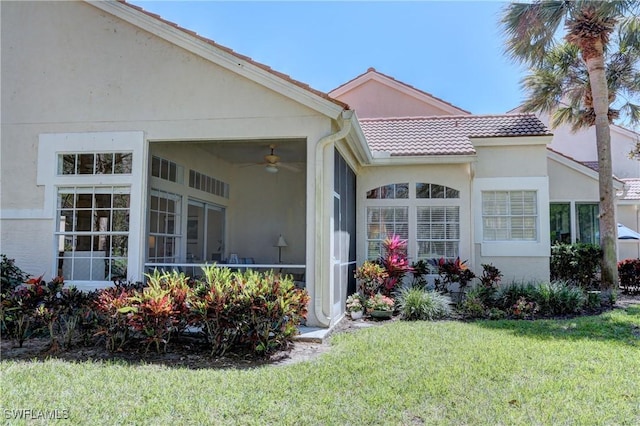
[
  {"x1": 474, "y1": 177, "x2": 550, "y2": 257},
  {"x1": 38, "y1": 132, "x2": 146, "y2": 290},
  {"x1": 363, "y1": 181, "x2": 462, "y2": 262}
]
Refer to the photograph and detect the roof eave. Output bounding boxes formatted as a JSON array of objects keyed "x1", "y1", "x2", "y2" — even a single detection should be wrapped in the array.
[
  {"x1": 367, "y1": 153, "x2": 476, "y2": 166},
  {"x1": 472, "y1": 135, "x2": 553, "y2": 147}
]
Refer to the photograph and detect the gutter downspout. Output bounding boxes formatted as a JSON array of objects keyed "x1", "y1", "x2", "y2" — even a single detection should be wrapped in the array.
[{"x1": 314, "y1": 109, "x2": 354, "y2": 327}]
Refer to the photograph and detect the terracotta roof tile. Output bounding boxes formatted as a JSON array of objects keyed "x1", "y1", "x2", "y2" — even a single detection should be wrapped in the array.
[
  {"x1": 360, "y1": 114, "x2": 550, "y2": 156},
  {"x1": 117, "y1": 1, "x2": 348, "y2": 111},
  {"x1": 621, "y1": 178, "x2": 640, "y2": 200}
]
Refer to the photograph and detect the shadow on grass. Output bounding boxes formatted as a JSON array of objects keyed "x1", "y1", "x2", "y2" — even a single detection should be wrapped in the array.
[
  {"x1": 470, "y1": 306, "x2": 640, "y2": 345},
  {"x1": 0, "y1": 334, "x2": 311, "y2": 370}
]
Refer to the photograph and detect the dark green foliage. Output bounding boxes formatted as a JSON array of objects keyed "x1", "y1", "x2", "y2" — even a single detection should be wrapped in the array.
[
  {"x1": 617, "y1": 258, "x2": 640, "y2": 294},
  {"x1": 495, "y1": 281, "x2": 586, "y2": 317},
  {"x1": 550, "y1": 243, "x2": 602, "y2": 289},
  {"x1": 409, "y1": 260, "x2": 430, "y2": 290},
  {"x1": 0, "y1": 254, "x2": 29, "y2": 293},
  {"x1": 395, "y1": 287, "x2": 451, "y2": 321}
]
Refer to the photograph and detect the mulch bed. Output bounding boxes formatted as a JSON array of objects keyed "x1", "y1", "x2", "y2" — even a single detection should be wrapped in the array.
[{"x1": 2, "y1": 294, "x2": 638, "y2": 369}]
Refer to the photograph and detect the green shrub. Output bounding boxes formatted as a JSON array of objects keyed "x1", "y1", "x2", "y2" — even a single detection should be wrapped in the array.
[
  {"x1": 550, "y1": 243, "x2": 601, "y2": 289},
  {"x1": 494, "y1": 281, "x2": 585, "y2": 317},
  {"x1": 190, "y1": 267, "x2": 309, "y2": 356},
  {"x1": 0, "y1": 254, "x2": 29, "y2": 293},
  {"x1": 617, "y1": 258, "x2": 640, "y2": 294},
  {"x1": 395, "y1": 287, "x2": 451, "y2": 321}
]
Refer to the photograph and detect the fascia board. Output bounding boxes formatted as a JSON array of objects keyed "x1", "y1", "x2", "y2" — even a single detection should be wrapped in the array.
[
  {"x1": 472, "y1": 135, "x2": 553, "y2": 147},
  {"x1": 366, "y1": 154, "x2": 476, "y2": 166},
  {"x1": 89, "y1": 1, "x2": 345, "y2": 119}
]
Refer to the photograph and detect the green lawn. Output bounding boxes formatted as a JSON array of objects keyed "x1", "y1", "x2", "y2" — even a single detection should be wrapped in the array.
[{"x1": 2, "y1": 307, "x2": 639, "y2": 425}]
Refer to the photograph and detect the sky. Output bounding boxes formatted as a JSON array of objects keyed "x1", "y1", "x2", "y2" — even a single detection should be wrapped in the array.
[{"x1": 129, "y1": 1, "x2": 528, "y2": 115}]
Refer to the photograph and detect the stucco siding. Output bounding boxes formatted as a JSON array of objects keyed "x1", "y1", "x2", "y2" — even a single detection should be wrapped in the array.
[
  {"x1": 475, "y1": 145, "x2": 548, "y2": 178},
  {"x1": 338, "y1": 80, "x2": 457, "y2": 119},
  {"x1": 548, "y1": 157, "x2": 600, "y2": 201}
]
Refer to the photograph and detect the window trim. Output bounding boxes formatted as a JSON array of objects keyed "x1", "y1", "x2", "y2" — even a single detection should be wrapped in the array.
[
  {"x1": 363, "y1": 181, "x2": 462, "y2": 262},
  {"x1": 474, "y1": 177, "x2": 550, "y2": 257},
  {"x1": 38, "y1": 131, "x2": 146, "y2": 289}
]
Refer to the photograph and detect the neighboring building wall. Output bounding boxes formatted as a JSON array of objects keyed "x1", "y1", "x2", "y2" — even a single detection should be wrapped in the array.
[
  {"x1": 335, "y1": 79, "x2": 461, "y2": 119},
  {"x1": 538, "y1": 114, "x2": 640, "y2": 179}
]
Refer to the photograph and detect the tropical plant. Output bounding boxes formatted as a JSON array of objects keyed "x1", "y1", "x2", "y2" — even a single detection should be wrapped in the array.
[
  {"x1": 502, "y1": 1, "x2": 640, "y2": 289},
  {"x1": 550, "y1": 242, "x2": 602, "y2": 288},
  {"x1": 366, "y1": 293, "x2": 395, "y2": 312},
  {"x1": 345, "y1": 293, "x2": 365, "y2": 313},
  {"x1": 354, "y1": 261, "x2": 388, "y2": 297},
  {"x1": 378, "y1": 235, "x2": 412, "y2": 296},
  {"x1": 395, "y1": 287, "x2": 451, "y2": 321},
  {"x1": 431, "y1": 257, "x2": 476, "y2": 293}
]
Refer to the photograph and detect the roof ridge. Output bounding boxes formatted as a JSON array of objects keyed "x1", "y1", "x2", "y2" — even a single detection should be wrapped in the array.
[
  {"x1": 116, "y1": 0, "x2": 348, "y2": 110},
  {"x1": 360, "y1": 112, "x2": 540, "y2": 122}
]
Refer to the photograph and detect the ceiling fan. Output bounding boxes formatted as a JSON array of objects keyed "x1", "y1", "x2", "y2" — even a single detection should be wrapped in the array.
[{"x1": 259, "y1": 144, "x2": 301, "y2": 173}]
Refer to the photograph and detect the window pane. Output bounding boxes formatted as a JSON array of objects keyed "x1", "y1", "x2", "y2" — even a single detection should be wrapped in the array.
[
  {"x1": 59, "y1": 154, "x2": 76, "y2": 175},
  {"x1": 78, "y1": 154, "x2": 94, "y2": 174},
  {"x1": 416, "y1": 183, "x2": 430, "y2": 199},
  {"x1": 114, "y1": 153, "x2": 132, "y2": 174},
  {"x1": 445, "y1": 187, "x2": 460, "y2": 199},
  {"x1": 430, "y1": 184, "x2": 445, "y2": 199},
  {"x1": 576, "y1": 203, "x2": 599, "y2": 244},
  {"x1": 96, "y1": 153, "x2": 113, "y2": 174},
  {"x1": 550, "y1": 203, "x2": 571, "y2": 243},
  {"x1": 395, "y1": 183, "x2": 409, "y2": 199}
]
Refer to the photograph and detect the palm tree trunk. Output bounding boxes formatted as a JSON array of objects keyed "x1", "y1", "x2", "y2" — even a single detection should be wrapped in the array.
[{"x1": 584, "y1": 42, "x2": 618, "y2": 290}]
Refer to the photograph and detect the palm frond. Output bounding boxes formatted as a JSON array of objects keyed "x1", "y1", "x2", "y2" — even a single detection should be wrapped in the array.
[
  {"x1": 618, "y1": 101, "x2": 640, "y2": 126},
  {"x1": 501, "y1": 1, "x2": 569, "y2": 66},
  {"x1": 618, "y1": 16, "x2": 640, "y2": 55}
]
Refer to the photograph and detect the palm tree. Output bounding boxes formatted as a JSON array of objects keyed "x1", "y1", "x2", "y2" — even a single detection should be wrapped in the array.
[{"x1": 502, "y1": 1, "x2": 640, "y2": 289}]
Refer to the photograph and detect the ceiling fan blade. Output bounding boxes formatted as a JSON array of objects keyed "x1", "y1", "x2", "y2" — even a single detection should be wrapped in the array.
[{"x1": 277, "y1": 162, "x2": 302, "y2": 172}]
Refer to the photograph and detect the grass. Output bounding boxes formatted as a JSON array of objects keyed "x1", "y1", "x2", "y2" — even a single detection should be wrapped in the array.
[{"x1": 1, "y1": 307, "x2": 639, "y2": 425}]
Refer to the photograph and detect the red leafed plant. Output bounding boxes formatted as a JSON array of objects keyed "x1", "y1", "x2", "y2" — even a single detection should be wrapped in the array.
[{"x1": 379, "y1": 235, "x2": 413, "y2": 296}]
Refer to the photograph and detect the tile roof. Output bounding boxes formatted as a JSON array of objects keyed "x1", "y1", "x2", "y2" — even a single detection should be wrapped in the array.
[
  {"x1": 582, "y1": 161, "x2": 599, "y2": 172},
  {"x1": 621, "y1": 178, "x2": 640, "y2": 200},
  {"x1": 360, "y1": 114, "x2": 550, "y2": 156},
  {"x1": 117, "y1": 1, "x2": 348, "y2": 111}
]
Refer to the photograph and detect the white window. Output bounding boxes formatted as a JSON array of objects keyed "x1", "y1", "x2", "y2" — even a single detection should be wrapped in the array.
[
  {"x1": 417, "y1": 206, "x2": 460, "y2": 261},
  {"x1": 58, "y1": 152, "x2": 132, "y2": 175},
  {"x1": 56, "y1": 186, "x2": 130, "y2": 281},
  {"x1": 366, "y1": 206, "x2": 408, "y2": 259},
  {"x1": 148, "y1": 190, "x2": 182, "y2": 264},
  {"x1": 364, "y1": 182, "x2": 462, "y2": 261},
  {"x1": 482, "y1": 191, "x2": 537, "y2": 241},
  {"x1": 38, "y1": 132, "x2": 145, "y2": 287}
]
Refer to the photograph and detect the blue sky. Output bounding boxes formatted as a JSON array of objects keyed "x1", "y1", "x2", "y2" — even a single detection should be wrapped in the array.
[{"x1": 130, "y1": 1, "x2": 527, "y2": 114}]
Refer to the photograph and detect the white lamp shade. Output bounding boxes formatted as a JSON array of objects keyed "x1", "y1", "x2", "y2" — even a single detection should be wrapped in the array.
[{"x1": 276, "y1": 235, "x2": 288, "y2": 247}]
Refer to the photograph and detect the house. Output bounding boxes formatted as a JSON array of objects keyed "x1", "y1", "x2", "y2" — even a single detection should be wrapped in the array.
[{"x1": 2, "y1": 0, "x2": 616, "y2": 328}]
